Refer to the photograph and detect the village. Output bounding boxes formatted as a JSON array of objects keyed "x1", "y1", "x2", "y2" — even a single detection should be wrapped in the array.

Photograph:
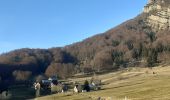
[
  {"x1": 0, "y1": 73, "x2": 102, "y2": 99},
  {"x1": 33, "y1": 74, "x2": 102, "y2": 98}
]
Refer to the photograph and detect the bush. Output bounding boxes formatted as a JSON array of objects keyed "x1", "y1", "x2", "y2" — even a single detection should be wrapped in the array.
[{"x1": 51, "y1": 85, "x2": 63, "y2": 93}]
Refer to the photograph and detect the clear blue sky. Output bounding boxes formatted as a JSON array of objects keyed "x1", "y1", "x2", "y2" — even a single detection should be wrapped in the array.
[{"x1": 0, "y1": 0, "x2": 147, "y2": 54}]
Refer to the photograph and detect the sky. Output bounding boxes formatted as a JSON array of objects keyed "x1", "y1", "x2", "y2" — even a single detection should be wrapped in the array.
[{"x1": 0, "y1": 0, "x2": 147, "y2": 54}]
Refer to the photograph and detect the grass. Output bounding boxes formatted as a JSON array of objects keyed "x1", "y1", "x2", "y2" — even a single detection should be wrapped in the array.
[
  {"x1": 36, "y1": 66, "x2": 170, "y2": 100},
  {"x1": 8, "y1": 66, "x2": 170, "y2": 100}
]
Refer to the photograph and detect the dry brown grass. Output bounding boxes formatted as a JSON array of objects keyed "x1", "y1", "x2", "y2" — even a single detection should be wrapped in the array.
[{"x1": 36, "y1": 66, "x2": 170, "y2": 100}]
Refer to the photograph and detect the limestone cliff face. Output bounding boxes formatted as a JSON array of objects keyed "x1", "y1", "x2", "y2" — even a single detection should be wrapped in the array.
[{"x1": 144, "y1": 0, "x2": 170, "y2": 30}]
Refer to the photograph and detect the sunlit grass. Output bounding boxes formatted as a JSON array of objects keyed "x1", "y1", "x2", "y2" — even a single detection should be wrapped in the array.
[{"x1": 36, "y1": 66, "x2": 170, "y2": 100}]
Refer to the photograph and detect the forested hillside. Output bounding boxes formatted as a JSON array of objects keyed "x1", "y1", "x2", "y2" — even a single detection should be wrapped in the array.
[{"x1": 1, "y1": 13, "x2": 170, "y2": 84}]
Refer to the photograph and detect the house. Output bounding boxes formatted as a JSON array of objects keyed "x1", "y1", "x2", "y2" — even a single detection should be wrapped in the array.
[
  {"x1": 48, "y1": 76, "x2": 58, "y2": 85},
  {"x1": 38, "y1": 76, "x2": 58, "y2": 90},
  {"x1": 34, "y1": 82, "x2": 41, "y2": 97},
  {"x1": 62, "y1": 84, "x2": 68, "y2": 92},
  {"x1": 34, "y1": 82, "x2": 41, "y2": 90},
  {"x1": 41, "y1": 80, "x2": 51, "y2": 90},
  {"x1": 91, "y1": 79, "x2": 101, "y2": 86},
  {"x1": 90, "y1": 78, "x2": 101, "y2": 90},
  {"x1": 74, "y1": 85, "x2": 83, "y2": 93}
]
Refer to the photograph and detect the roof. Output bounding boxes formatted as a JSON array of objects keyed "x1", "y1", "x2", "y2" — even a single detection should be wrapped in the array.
[
  {"x1": 92, "y1": 79, "x2": 101, "y2": 85},
  {"x1": 48, "y1": 76, "x2": 58, "y2": 80}
]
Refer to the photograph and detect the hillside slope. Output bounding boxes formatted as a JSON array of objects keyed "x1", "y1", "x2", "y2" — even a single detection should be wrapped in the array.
[
  {"x1": 36, "y1": 66, "x2": 170, "y2": 100},
  {"x1": 1, "y1": 1, "x2": 170, "y2": 83},
  {"x1": 0, "y1": 14, "x2": 150, "y2": 81}
]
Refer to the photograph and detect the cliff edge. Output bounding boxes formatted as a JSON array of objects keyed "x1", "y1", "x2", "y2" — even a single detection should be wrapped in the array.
[{"x1": 144, "y1": 0, "x2": 170, "y2": 30}]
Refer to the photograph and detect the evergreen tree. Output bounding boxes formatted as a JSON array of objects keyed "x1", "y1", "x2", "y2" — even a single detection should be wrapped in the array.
[
  {"x1": 83, "y1": 80, "x2": 90, "y2": 92},
  {"x1": 147, "y1": 48, "x2": 158, "y2": 67}
]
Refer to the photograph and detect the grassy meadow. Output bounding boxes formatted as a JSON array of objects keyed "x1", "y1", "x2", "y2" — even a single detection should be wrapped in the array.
[{"x1": 35, "y1": 66, "x2": 170, "y2": 100}]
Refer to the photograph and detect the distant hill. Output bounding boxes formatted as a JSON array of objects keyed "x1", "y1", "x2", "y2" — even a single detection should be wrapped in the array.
[{"x1": 1, "y1": 0, "x2": 170, "y2": 83}]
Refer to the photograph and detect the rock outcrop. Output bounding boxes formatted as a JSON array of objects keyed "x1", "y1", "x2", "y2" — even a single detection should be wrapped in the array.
[{"x1": 144, "y1": 0, "x2": 170, "y2": 30}]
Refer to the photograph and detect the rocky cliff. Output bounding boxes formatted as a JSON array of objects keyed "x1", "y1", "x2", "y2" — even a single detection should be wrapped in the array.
[{"x1": 144, "y1": 0, "x2": 170, "y2": 31}]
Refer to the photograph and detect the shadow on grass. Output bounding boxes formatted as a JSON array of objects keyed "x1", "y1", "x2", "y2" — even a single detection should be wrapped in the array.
[{"x1": 8, "y1": 85, "x2": 53, "y2": 100}]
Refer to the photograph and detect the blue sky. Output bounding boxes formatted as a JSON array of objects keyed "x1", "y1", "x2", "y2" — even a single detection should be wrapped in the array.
[{"x1": 0, "y1": 0, "x2": 147, "y2": 54}]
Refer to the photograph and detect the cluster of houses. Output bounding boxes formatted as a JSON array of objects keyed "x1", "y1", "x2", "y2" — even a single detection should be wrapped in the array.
[
  {"x1": 34, "y1": 76, "x2": 63, "y2": 96},
  {"x1": 73, "y1": 79, "x2": 101, "y2": 93},
  {"x1": 34, "y1": 75, "x2": 102, "y2": 97}
]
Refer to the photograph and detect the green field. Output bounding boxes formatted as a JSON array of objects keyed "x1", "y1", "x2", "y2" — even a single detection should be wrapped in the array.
[{"x1": 35, "y1": 66, "x2": 170, "y2": 100}]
